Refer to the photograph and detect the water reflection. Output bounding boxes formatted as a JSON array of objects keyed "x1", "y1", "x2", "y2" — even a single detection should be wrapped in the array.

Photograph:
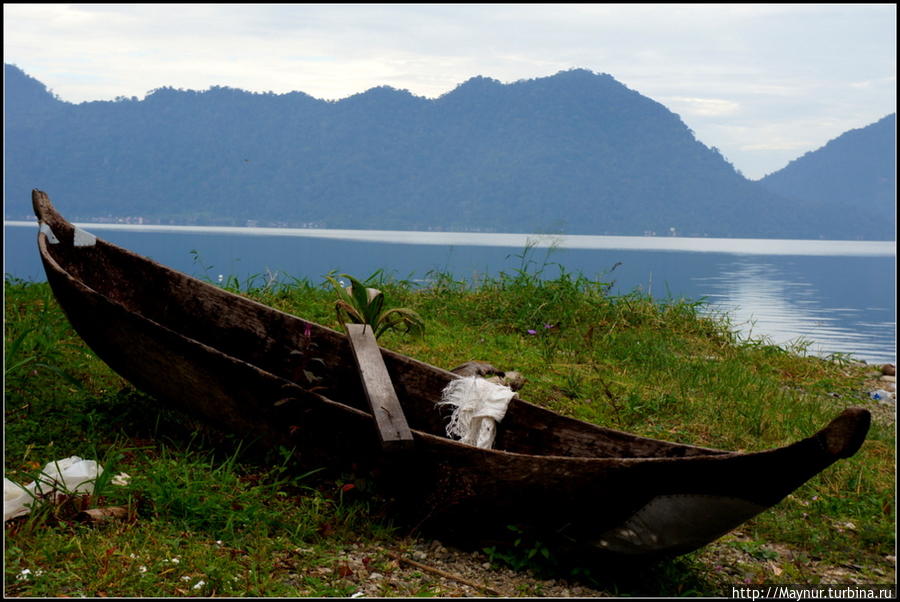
[{"x1": 695, "y1": 260, "x2": 896, "y2": 364}]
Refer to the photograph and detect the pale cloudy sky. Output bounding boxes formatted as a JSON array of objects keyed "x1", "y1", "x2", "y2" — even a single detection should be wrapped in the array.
[{"x1": 3, "y1": 3, "x2": 896, "y2": 179}]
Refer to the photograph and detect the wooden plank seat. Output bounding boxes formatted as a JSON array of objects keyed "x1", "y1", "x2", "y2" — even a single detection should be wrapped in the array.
[{"x1": 345, "y1": 323, "x2": 415, "y2": 451}]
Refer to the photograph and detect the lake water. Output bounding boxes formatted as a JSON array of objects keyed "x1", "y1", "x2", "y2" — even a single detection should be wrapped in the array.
[{"x1": 5, "y1": 221, "x2": 896, "y2": 365}]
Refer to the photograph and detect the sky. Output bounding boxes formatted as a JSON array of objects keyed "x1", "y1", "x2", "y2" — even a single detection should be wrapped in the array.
[{"x1": 3, "y1": 3, "x2": 896, "y2": 179}]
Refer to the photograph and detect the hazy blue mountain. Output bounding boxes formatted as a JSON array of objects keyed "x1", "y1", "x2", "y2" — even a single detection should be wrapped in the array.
[
  {"x1": 3, "y1": 63, "x2": 892, "y2": 239},
  {"x1": 4, "y1": 63, "x2": 66, "y2": 116},
  {"x1": 759, "y1": 114, "x2": 895, "y2": 229}
]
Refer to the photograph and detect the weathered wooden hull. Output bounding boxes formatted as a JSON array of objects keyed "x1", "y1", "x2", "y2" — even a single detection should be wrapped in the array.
[{"x1": 31, "y1": 189, "x2": 871, "y2": 561}]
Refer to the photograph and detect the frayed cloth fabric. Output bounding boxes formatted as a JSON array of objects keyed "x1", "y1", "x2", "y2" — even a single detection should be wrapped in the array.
[{"x1": 439, "y1": 376, "x2": 516, "y2": 449}]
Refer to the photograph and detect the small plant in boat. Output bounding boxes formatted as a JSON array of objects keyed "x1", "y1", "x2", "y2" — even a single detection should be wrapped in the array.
[{"x1": 324, "y1": 272, "x2": 425, "y2": 339}]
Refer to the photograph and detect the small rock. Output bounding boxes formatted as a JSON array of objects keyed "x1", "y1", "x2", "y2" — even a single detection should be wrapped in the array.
[
  {"x1": 412, "y1": 550, "x2": 427, "y2": 561},
  {"x1": 882, "y1": 364, "x2": 896, "y2": 376},
  {"x1": 879, "y1": 375, "x2": 895, "y2": 383},
  {"x1": 77, "y1": 506, "x2": 129, "y2": 523},
  {"x1": 369, "y1": 572, "x2": 383, "y2": 580},
  {"x1": 497, "y1": 371, "x2": 526, "y2": 391},
  {"x1": 450, "y1": 361, "x2": 497, "y2": 377}
]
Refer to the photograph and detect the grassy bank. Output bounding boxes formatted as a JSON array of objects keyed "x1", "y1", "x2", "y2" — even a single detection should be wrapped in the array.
[{"x1": 4, "y1": 262, "x2": 895, "y2": 597}]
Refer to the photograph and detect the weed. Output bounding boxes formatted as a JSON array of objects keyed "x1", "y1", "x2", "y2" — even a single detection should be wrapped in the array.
[{"x1": 324, "y1": 271, "x2": 425, "y2": 338}]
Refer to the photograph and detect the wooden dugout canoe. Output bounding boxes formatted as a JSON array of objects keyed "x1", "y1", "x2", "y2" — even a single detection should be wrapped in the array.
[{"x1": 31, "y1": 189, "x2": 871, "y2": 562}]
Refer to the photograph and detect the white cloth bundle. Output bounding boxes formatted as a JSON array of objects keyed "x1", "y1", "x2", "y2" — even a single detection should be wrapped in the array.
[{"x1": 439, "y1": 376, "x2": 516, "y2": 449}]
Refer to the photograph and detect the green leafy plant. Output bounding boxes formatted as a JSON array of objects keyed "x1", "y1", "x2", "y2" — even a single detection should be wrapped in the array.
[
  {"x1": 324, "y1": 272, "x2": 425, "y2": 339},
  {"x1": 483, "y1": 525, "x2": 553, "y2": 574}
]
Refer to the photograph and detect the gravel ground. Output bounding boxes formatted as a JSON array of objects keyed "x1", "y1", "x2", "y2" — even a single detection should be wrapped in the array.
[
  {"x1": 324, "y1": 540, "x2": 604, "y2": 597},
  {"x1": 861, "y1": 369, "x2": 896, "y2": 425},
  {"x1": 314, "y1": 532, "x2": 895, "y2": 598}
]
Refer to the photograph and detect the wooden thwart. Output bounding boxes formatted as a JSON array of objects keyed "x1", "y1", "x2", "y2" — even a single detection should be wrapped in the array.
[{"x1": 345, "y1": 324, "x2": 415, "y2": 451}]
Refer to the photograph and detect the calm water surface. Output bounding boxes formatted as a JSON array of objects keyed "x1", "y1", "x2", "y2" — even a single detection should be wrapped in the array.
[{"x1": 5, "y1": 222, "x2": 896, "y2": 364}]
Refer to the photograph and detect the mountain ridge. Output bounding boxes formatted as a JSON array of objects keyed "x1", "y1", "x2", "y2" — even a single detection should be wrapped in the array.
[
  {"x1": 759, "y1": 114, "x2": 895, "y2": 228},
  {"x1": 4, "y1": 63, "x2": 894, "y2": 239}
]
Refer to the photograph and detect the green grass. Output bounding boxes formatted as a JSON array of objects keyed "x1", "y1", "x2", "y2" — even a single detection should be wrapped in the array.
[{"x1": 4, "y1": 259, "x2": 895, "y2": 596}]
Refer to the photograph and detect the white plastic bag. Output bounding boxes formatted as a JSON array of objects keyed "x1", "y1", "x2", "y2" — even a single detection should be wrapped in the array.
[
  {"x1": 32, "y1": 456, "x2": 103, "y2": 496},
  {"x1": 4, "y1": 478, "x2": 36, "y2": 522},
  {"x1": 4, "y1": 456, "x2": 105, "y2": 522}
]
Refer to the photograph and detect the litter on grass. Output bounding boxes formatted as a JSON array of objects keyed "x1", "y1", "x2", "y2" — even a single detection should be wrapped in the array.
[{"x1": 4, "y1": 456, "x2": 129, "y2": 522}]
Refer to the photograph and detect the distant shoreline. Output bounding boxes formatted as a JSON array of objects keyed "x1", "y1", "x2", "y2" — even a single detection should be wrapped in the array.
[{"x1": 5, "y1": 221, "x2": 895, "y2": 257}]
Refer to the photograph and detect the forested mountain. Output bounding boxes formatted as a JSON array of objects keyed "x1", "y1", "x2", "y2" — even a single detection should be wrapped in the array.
[
  {"x1": 4, "y1": 63, "x2": 894, "y2": 239},
  {"x1": 758, "y1": 114, "x2": 895, "y2": 229}
]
